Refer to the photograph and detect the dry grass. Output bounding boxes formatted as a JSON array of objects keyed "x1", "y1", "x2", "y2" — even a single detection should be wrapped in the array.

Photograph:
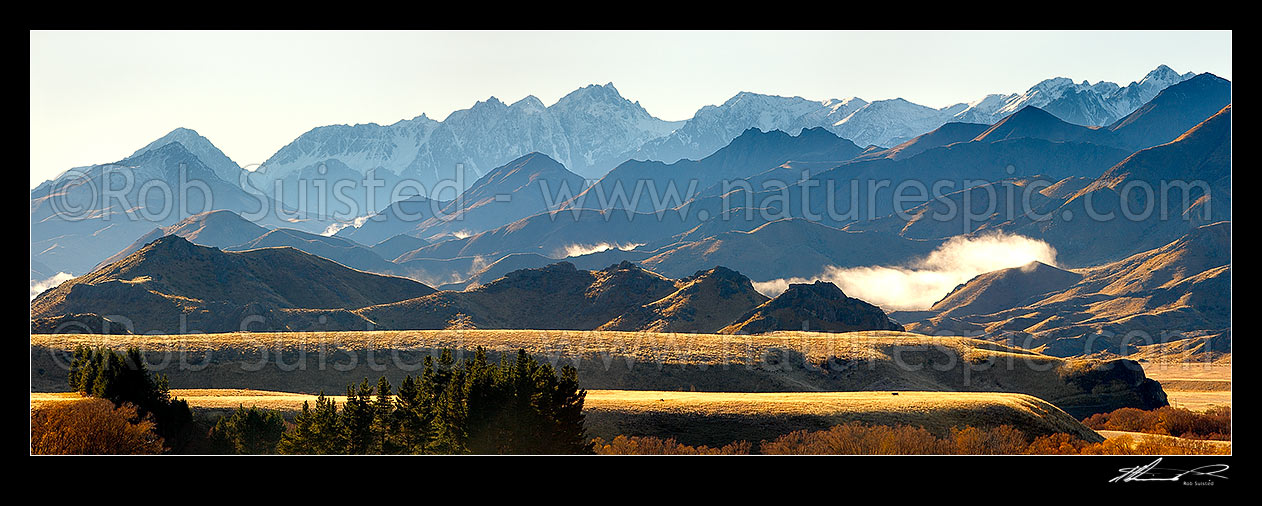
[
  {"x1": 1098, "y1": 430, "x2": 1231, "y2": 450},
  {"x1": 1096, "y1": 431, "x2": 1231, "y2": 454},
  {"x1": 580, "y1": 389, "x2": 1101, "y2": 447},
  {"x1": 32, "y1": 388, "x2": 1100, "y2": 451},
  {"x1": 31, "y1": 330, "x2": 1158, "y2": 421},
  {"x1": 31, "y1": 330, "x2": 1037, "y2": 365},
  {"x1": 1141, "y1": 362, "x2": 1230, "y2": 411}
]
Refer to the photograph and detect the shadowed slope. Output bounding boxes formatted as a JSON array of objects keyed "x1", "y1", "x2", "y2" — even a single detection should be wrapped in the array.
[
  {"x1": 721, "y1": 281, "x2": 903, "y2": 334},
  {"x1": 31, "y1": 236, "x2": 434, "y2": 333},
  {"x1": 599, "y1": 266, "x2": 770, "y2": 333}
]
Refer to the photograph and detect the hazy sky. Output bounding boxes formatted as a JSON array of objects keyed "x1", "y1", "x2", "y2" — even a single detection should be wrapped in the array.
[{"x1": 30, "y1": 30, "x2": 1232, "y2": 188}]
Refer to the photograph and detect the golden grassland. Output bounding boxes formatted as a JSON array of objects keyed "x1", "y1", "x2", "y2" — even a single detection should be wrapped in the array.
[
  {"x1": 1097, "y1": 430, "x2": 1232, "y2": 451},
  {"x1": 31, "y1": 329, "x2": 1170, "y2": 422},
  {"x1": 1141, "y1": 362, "x2": 1231, "y2": 411},
  {"x1": 31, "y1": 388, "x2": 1103, "y2": 449},
  {"x1": 31, "y1": 330, "x2": 1045, "y2": 366}
]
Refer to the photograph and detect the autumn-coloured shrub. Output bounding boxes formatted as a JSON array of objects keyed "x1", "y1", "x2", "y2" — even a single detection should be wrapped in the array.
[
  {"x1": 596, "y1": 421, "x2": 1231, "y2": 455},
  {"x1": 31, "y1": 398, "x2": 165, "y2": 455},
  {"x1": 943, "y1": 425, "x2": 1029, "y2": 455},
  {"x1": 592, "y1": 435, "x2": 752, "y2": 455},
  {"x1": 1074, "y1": 434, "x2": 1230, "y2": 455},
  {"x1": 760, "y1": 422, "x2": 942, "y2": 455},
  {"x1": 1082, "y1": 405, "x2": 1230, "y2": 440},
  {"x1": 1023, "y1": 433, "x2": 1090, "y2": 455}
]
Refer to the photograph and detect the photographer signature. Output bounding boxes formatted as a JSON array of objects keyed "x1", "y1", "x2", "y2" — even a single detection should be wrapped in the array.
[{"x1": 1110, "y1": 458, "x2": 1229, "y2": 483}]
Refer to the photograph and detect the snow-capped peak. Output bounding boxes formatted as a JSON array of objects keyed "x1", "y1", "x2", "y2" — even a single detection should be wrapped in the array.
[{"x1": 129, "y1": 127, "x2": 242, "y2": 183}]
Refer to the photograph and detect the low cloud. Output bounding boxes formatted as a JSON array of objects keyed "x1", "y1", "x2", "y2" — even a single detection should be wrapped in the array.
[
  {"x1": 558, "y1": 242, "x2": 644, "y2": 258},
  {"x1": 752, "y1": 232, "x2": 1059, "y2": 311},
  {"x1": 321, "y1": 215, "x2": 372, "y2": 236},
  {"x1": 30, "y1": 272, "x2": 75, "y2": 300}
]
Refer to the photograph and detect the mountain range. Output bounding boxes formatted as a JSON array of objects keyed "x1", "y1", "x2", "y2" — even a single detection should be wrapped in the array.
[
  {"x1": 32, "y1": 239, "x2": 903, "y2": 337},
  {"x1": 86, "y1": 65, "x2": 1198, "y2": 216},
  {"x1": 897, "y1": 221, "x2": 1231, "y2": 359},
  {"x1": 30, "y1": 65, "x2": 1231, "y2": 362}
]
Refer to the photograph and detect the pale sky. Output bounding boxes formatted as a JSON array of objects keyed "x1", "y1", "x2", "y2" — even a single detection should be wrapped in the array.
[{"x1": 30, "y1": 30, "x2": 1232, "y2": 188}]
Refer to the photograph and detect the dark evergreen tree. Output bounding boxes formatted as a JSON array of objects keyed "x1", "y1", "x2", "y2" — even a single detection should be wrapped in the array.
[
  {"x1": 342, "y1": 379, "x2": 376, "y2": 454},
  {"x1": 274, "y1": 348, "x2": 591, "y2": 455},
  {"x1": 66, "y1": 346, "x2": 194, "y2": 451},
  {"x1": 212, "y1": 405, "x2": 287, "y2": 454}
]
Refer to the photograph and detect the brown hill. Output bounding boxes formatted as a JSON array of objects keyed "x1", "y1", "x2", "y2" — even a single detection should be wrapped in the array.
[
  {"x1": 599, "y1": 266, "x2": 769, "y2": 333},
  {"x1": 1008, "y1": 105, "x2": 1231, "y2": 266},
  {"x1": 720, "y1": 281, "x2": 903, "y2": 334},
  {"x1": 357, "y1": 261, "x2": 679, "y2": 330},
  {"x1": 906, "y1": 222, "x2": 1230, "y2": 358},
  {"x1": 930, "y1": 261, "x2": 1083, "y2": 318},
  {"x1": 226, "y1": 227, "x2": 396, "y2": 274},
  {"x1": 30, "y1": 235, "x2": 435, "y2": 334},
  {"x1": 92, "y1": 210, "x2": 269, "y2": 270}
]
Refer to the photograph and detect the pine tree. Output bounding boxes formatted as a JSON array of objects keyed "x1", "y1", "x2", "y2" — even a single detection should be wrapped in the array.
[
  {"x1": 393, "y1": 374, "x2": 431, "y2": 453},
  {"x1": 277, "y1": 400, "x2": 317, "y2": 454},
  {"x1": 370, "y1": 376, "x2": 402, "y2": 454},
  {"x1": 342, "y1": 379, "x2": 376, "y2": 454},
  {"x1": 309, "y1": 393, "x2": 346, "y2": 454},
  {"x1": 213, "y1": 405, "x2": 286, "y2": 454}
]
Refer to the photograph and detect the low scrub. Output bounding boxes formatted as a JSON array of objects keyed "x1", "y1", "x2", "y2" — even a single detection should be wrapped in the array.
[
  {"x1": 592, "y1": 435, "x2": 751, "y2": 455},
  {"x1": 594, "y1": 421, "x2": 1231, "y2": 455},
  {"x1": 1082, "y1": 405, "x2": 1231, "y2": 440},
  {"x1": 31, "y1": 398, "x2": 165, "y2": 455}
]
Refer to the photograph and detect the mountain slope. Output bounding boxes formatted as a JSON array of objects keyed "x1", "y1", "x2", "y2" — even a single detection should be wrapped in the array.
[
  {"x1": 419, "y1": 152, "x2": 589, "y2": 236},
  {"x1": 30, "y1": 140, "x2": 308, "y2": 277},
  {"x1": 93, "y1": 210, "x2": 269, "y2": 270},
  {"x1": 720, "y1": 281, "x2": 903, "y2": 334},
  {"x1": 624, "y1": 92, "x2": 867, "y2": 165},
  {"x1": 952, "y1": 65, "x2": 1197, "y2": 126},
  {"x1": 972, "y1": 106, "x2": 1120, "y2": 147},
  {"x1": 929, "y1": 261, "x2": 1084, "y2": 318},
  {"x1": 1008, "y1": 105, "x2": 1231, "y2": 266},
  {"x1": 253, "y1": 83, "x2": 681, "y2": 211},
  {"x1": 226, "y1": 228, "x2": 396, "y2": 274},
  {"x1": 357, "y1": 261, "x2": 679, "y2": 330},
  {"x1": 855, "y1": 122, "x2": 991, "y2": 161},
  {"x1": 31, "y1": 236, "x2": 435, "y2": 333},
  {"x1": 599, "y1": 266, "x2": 770, "y2": 333},
  {"x1": 1107, "y1": 73, "x2": 1233, "y2": 151},
  {"x1": 333, "y1": 194, "x2": 450, "y2": 246},
  {"x1": 905, "y1": 222, "x2": 1231, "y2": 358},
  {"x1": 573, "y1": 127, "x2": 862, "y2": 214},
  {"x1": 127, "y1": 128, "x2": 245, "y2": 185}
]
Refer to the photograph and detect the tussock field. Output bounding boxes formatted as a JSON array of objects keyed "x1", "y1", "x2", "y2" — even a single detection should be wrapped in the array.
[
  {"x1": 581, "y1": 390, "x2": 1102, "y2": 447},
  {"x1": 1140, "y1": 363, "x2": 1231, "y2": 411},
  {"x1": 1097, "y1": 430, "x2": 1232, "y2": 451},
  {"x1": 31, "y1": 330, "x2": 1166, "y2": 418},
  {"x1": 30, "y1": 389, "x2": 1103, "y2": 448}
]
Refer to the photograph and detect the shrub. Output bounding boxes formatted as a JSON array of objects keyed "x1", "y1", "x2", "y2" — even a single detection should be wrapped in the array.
[
  {"x1": 592, "y1": 435, "x2": 752, "y2": 455},
  {"x1": 67, "y1": 346, "x2": 194, "y2": 450},
  {"x1": 31, "y1": 398, "x2": 165, "y2": 455},
  {"x1": 1082, "y1": 405, "x2": 1231, "y2": 440}
]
